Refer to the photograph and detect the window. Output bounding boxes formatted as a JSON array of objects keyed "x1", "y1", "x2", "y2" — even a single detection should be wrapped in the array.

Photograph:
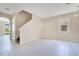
[
  {"x1": 58, "y1": 18, "x2": 69, "y2": 32},
  {"x1": 60, "y1": 25, "x2": 67, "y2": 31}
]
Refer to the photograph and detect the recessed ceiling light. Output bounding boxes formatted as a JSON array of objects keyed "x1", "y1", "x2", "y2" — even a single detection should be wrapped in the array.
[
  {"x1": 73, "y1": 14, "x2": 78, "y2": 17},
  {"x1": 4, "y1": 8, "x2": 10, "y2": 11},
  {"x1": 65, "y1": 3, "x2": 71, "y2": 5}
]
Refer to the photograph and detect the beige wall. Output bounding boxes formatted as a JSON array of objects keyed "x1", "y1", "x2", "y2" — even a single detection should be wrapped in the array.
[
  {"x1": 20, "y1": 15, "x2": 43, "y2": 44},
  {"x1": 0, "y1": 12, "x2": 12, "y2": 20},
  {"x1": 41, "y1": 12, "x2": 79, "y2": 43},
  {"x1": 0, "y1": 21, "x2": 5, "y2": 35}
]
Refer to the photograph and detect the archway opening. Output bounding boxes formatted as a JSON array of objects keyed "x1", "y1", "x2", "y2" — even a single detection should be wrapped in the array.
[
  {"x1": 0, "y1": 17, "x2": 11, "y2": 52},
  {"x1": 0, "y1": 17, "x2": 10, "y2": 36}
]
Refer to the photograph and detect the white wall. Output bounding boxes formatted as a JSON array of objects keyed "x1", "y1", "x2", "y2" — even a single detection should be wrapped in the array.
[
  {"x1": 20, "y1": 15, "x2": 43, "y2": 44},
  {"x1": 41, "y1": 12, "x2": 79, "y2": 43},
  {"x1": 11, "y1": 15, "x2": 16, "y2": 41}
]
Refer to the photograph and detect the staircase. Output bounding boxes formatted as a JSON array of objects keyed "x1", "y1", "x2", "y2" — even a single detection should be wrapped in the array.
[
  {"x1": 19, "y1": 15, "x2": 43, "y2": 45},
  {"x1": 13, "y1": 10, "x2": 32, "y2": 44}
]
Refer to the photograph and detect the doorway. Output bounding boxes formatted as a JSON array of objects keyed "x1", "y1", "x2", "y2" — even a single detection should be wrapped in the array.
[{"x1": 0, "y1": 17, "x2": 11, "y2": 52}]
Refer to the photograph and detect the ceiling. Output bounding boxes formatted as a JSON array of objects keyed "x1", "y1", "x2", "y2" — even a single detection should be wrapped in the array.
[{"x1": 0, "y1": 3, "x2": 79, "y2": 18}]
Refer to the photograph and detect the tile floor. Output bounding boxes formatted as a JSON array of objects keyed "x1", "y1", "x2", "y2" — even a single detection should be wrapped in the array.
[{"x1": 0, "y1": 35, "x2": 79, "y2": 56}]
